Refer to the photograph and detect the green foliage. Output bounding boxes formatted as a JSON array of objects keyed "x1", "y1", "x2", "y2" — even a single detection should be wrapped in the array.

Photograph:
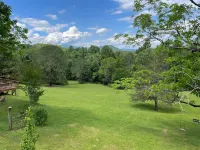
[
  {"x1": 111, "y1": 78, "x2": 134, "y2": 90},
  {"x1": 101, "y1": 45, "x2": 115, "y2": 59},
  {"x1": 17, "y1": 104, "x2": 30, "y2": 117},
  {"x1": 99, "y1": 57, "x2": 116, "y2": 85},
  {"x1": 20, "y1": 63, "x2": 44, "y2": 104},
  {"x1": 26, "y1": 44, "x2": 135, "y2": 85},
  {"x1": 112, "y1": 68, "x2": 130, "y2": 81},
  {"x1": 21, "y1": 107, "x2": 39, "y2": 150},
  {"x1": 32, "y1": 107, "x2": 48, "y2": 126},
  {"x1": 38, "y1": 45, "x2": 67, "y2": 85},
  {"x1": 88, "y1": 45, "x2": 100, "y2": 54},
  {"x1": 0, "y1": 1, "x2": 27, "y2": 76}
]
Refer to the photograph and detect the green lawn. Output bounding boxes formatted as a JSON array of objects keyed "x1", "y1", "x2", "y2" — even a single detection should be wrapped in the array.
[{"x1": 0, "y1": 81, "x2": 200, "y2": 150}]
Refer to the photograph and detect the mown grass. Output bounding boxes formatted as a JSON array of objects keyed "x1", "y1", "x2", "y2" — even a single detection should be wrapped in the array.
[{"x1": 0, "y1": 81, "x2": 200, "y2": 150}]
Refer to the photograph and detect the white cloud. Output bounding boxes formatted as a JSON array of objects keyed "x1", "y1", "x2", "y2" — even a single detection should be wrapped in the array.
[
  {"x1": 96, "y1": 28, "x2": 108, "y2": 35},
  {"x1": 111, "y1": 10, "x2": 123, "y2": 15},
  {"x1": 118, "y1": 10, "x2": 156, "y2": 22},
  {"x1": 74, "y1": 34, "x2": 133, "y2": 49},
  {"x1": 20, "y1": 18, "x2": 49, "y2": 28},
  {"x1": 87, "y1": 27, "x2": 109, "y2": 35},
  {"x1": 16, "y1": 22, "x2": 26, "y2": 28},
  {"x1": 17, "y1": 17, "x2": 89, "y2": 45},
  {"x1": 113, "y1": 0, "x2": 134, "y2": 10},
  {"x1": 113, "y1": 0, "x2": 199, "y2": 14},
  {"x1": 33, "y1": 24, "x2": 68, "y2": 33},
  {"x1": 58, "y1": 9, "x2": 66, "y2": 14},
  {"x1": 28, "y1": 26, "x2": 91, "y2": 45},
  {"x1": 30, "y1": 33, "x2": 45, "y2": 44},
  {"x1": 18, "y1": 18, "x2": 68, "y2": 33},
  {"x1": 45, "y1": 14, "x2": 58, "y2": 20}
]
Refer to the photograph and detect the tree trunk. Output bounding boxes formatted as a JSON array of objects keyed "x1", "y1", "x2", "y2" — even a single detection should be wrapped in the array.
[{"x1": 154, "y1": 99, "x2": 158, "y2": 111}]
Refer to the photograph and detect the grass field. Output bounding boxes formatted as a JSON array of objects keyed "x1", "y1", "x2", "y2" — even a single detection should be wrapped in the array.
[{"x1": 0, "y1": 81, "x2": 200, "y2": 150}]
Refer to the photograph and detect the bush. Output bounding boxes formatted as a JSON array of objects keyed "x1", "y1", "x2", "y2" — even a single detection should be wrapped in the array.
[
  {"x1": 21, "y1": 107, "x2": 38, "y2": 150},
  {"x1": 18, "y1": 104, "x2": 29, "y2": 115},
  {"x1": 32, "y1": 107, "x2": 48, "y2": 126}
]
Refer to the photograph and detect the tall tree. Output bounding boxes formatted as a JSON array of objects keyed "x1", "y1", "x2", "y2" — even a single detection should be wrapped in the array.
[
  {"x1": 88, "y1": 45, "x2": 100, "y2": 54},
  {"x1": 38, "y1": 45, "x2": 67, "y2": 86},
  {"x1": 0, "y1": 1, "x2": 27, "y2": 76},
  {"x1": 101, "y1": 46, "x2": 115, "y2": 59},
  {"x1": 116, "y1": 0, "x2": 200, "y2": 53},
  {"x1": 114, "y1": 0, "x2": 200, "y2": 109},
  {"x1": 99, "y1": 57, "x2": 116, "y2": 85}
]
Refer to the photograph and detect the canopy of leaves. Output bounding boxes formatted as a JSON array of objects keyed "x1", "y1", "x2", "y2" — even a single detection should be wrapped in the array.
[{"x1": 0, "y1": 1, "x2": 28, "y2": 76}]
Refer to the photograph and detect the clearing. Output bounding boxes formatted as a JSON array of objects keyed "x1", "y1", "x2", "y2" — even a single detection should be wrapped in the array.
[{"x1": 0, "y1": 81, "x2": 199, "y2": 150}]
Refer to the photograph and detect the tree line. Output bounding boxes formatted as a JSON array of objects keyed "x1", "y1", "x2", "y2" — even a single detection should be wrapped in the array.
[{"x1": 25, "y1": 44, "x2": 135, "y2": 85}]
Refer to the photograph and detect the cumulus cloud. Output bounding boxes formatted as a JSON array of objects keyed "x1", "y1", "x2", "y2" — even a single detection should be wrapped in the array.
[
  {"x1": 87, "y1": 27, "x2": 109, "y2": 35},
  {"x1": 33, "y1": 24, "x2": 69, "y2": 33},
  {"x1": 74, "y1": 34, "x2": 133, "y2": 49},
  {"x1": 96, "y1": 28, "x2": 108, "y2": 35},
  {"x1": 113, "y1": 0, "x2": 134, "y2": 10},
  {"x1": 45, "y1": 14, "x2": 58, "y2": 20},
  {"x1": 16, "y1": 22, "x2": 26, "y2": 28},
  {"x1": 17, "y1": 17, "x2": 90, "y2": 45},
  {"x1": 28, "y1": 26, "x2": 91, "y2": 45},
  {"x1": 18, "y1": 18, "x2": 68, "y2": 33},
  {"x1": 20, "y1": 18, "x2": 49, "y2": 28}
]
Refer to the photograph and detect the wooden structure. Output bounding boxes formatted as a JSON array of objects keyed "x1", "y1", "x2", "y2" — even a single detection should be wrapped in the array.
[{"x1": 0, "y1": 77, "x2": 19, "y2": 95}]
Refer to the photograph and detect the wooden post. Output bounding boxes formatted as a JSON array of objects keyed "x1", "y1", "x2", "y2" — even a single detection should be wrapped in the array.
[{"x1": 8, "y1": 106, "x2": 12, "y2": 130}]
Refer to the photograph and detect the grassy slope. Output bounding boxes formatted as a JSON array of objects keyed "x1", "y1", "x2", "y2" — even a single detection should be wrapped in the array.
[{"x1": 0, "y1": 81, "x2": 200, "y2": 150}]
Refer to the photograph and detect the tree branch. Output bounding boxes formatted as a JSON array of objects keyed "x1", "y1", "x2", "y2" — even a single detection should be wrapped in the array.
[
  {"x1": 180, "y1": 100, "x2": 200, "y2": 107},
  {"x1": 190, "y1": 0, "x2": 200, "y2": 7}
]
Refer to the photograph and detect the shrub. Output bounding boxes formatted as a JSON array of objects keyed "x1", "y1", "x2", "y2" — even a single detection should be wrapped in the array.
[
  {"x1": 17, "y1": 104, "x2": 29, "y2": 117},
  {"x1": 32, "y1": 107, "x2": 48, "y2": 126},
  {"x1": 21, "y1": 107, "x2": 38, "y2": 150}
]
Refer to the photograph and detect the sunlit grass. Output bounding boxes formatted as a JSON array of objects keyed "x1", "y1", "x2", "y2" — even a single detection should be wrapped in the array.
[{"x1": 0, "y1": 81, "x2": 200, "y2": 150}]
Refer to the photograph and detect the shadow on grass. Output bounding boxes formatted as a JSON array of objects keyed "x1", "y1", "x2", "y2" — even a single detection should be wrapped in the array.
[
  {"x1": 45, "y1": 105, "x2": 101, "y2": 127},
  {"x1": 131, "y1": 102, "x2": 181, "y2": 114}
]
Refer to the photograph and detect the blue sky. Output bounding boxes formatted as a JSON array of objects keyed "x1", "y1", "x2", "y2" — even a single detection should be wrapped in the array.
[
  {"x1": 3, "y1": 0, "x2": 198, "y2": 49},
  {"x1": 3, "y1": 0, "x2": 135, "y2": 49}
]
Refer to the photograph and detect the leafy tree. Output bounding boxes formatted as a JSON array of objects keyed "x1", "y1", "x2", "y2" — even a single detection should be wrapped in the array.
[
  {"x1": 68, "y1": 45, "x2": 74, "y2": 52},
  {"x1": 0, "y1": 1, "x2": 27, "y2": 76},
  {"x1": 114, "y1": 0, "x2": 200, "y2": 109},
  {"x1": 116, "y1": 0, "x2": 200, "y2": 53},
  {"x1": 74, "y1": 58, "x2": 91, "y2": 83},
  {"x1": 101, "y1": 46, "x2": 115, "y2": 59},
  {"x1": 99, "y1": 57, "x2": 116, "y2": 85},
  {"x1": 38, "y1": 45, "x2": 67, "y2": 85},
  {"x1": 20, "y1": 62, "x2": 44, "y2": 104},
  {"x1": 88, "y1": 45, "x2": 100, "y2": 54},
  {"x1": 112, "y1": 68, "x2": 130, "y2": 82}
]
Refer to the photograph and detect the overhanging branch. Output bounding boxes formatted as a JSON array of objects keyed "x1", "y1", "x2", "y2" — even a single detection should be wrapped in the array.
[
  {"x1": 190, "y1": 0, "x2": 200, "y2": 7},
  {"x1": 180, "y1": 100, "x2": 200, "y2": 107}
]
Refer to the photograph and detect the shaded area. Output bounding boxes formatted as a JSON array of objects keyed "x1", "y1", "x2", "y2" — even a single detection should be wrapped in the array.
[{"x1": 131, "y1": 102, "x2": 181, "y2": 114}]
